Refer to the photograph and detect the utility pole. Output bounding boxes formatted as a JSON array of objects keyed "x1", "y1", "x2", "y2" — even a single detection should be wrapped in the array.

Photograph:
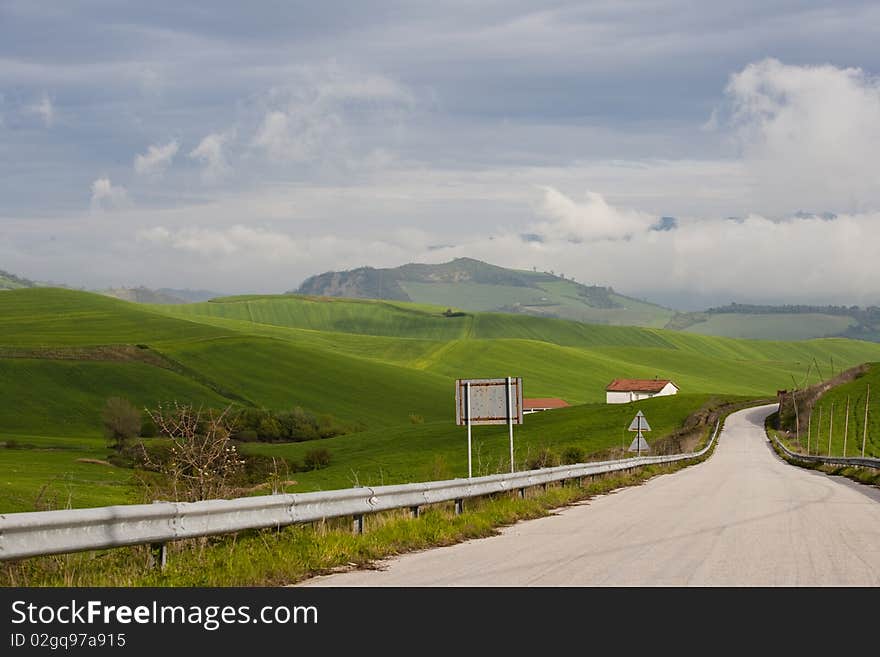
[
  {"x1": 843, "y1": 396, "x2": 850, "y2": 457},
  {"x1": 863, "y1": 384, "x2": 870, "y2": 458},
  {"x1": 816, "y1": 406, "x2": 823, "y2": 456}
]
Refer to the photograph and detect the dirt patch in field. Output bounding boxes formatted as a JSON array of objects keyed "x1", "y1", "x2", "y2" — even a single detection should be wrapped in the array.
[
  {"x1": 75, "y1": 458, "x2": 114, "y2": 467},
  {"x1": 0, "y1": 344, "x2": 174, "y2": 369}
]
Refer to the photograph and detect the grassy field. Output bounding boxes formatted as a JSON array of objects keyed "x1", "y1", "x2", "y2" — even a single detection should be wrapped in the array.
[
  {"x1": 0, "y1": 288, "x2": 229, "y2": 347},
  {"x1": 799, "y1": 363, "x2": 880, "y2": 458},
  {"x1": 0, "y1": 435, "x2": 135, "y2": 512},
  {"x1": 238, "y1": 393, "x2": 741, "y2": 492},
  {"x1": 161, "y1": 336, "x2": 451, "y2": 427},
  {"x1": 683, "y1": 313, "x2": 856, "y2": 340},
  {"x1": 0, "y1": 359, "x2": 231, "y2": 436},
  {"x1": 3, "y1": 287, "x2": 880, "y2": 513}
]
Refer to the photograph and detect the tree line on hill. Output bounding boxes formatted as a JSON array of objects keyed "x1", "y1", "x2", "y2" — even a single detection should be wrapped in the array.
[{"x1": 707, "y1": 302, "x2": 880, "y2": 323}]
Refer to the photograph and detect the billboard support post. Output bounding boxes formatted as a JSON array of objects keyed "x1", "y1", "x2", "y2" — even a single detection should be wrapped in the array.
[
  {"x1": 507, "y1": 376, "x2": 515, "y2": 473},
  {"x1": 466, "y1": 381, "x2": 472, "y2": 478},
  {"x1": 456, "y1": 377, "x2": 523, "y2": 479}
]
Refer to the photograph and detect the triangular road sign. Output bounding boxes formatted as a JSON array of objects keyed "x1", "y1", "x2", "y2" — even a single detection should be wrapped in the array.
[
  {"x1": 628, "y1": 411, "x2": 651, "y2": 432},
  {"x1": 628, "y1": 433, "x2": 651, "y2": 452}
]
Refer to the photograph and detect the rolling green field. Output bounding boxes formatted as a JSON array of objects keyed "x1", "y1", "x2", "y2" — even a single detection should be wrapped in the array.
[
  {"x1": 683, "y1": 313, "x2": 856, "y2": 340},
  {"x1": 3, "y1": 286, "x2": 880, "y2": 513},
  {"x1": 398, "y1": 277, "x2": 676, "y2": 328}
]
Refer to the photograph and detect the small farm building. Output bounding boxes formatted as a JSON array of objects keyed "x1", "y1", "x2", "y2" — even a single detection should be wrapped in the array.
[
  {"x1": 523, "y1": 398, "x2": 570, "y2": 414},
  {"x1": 605, "y1": 379, "x2": 679, "y2": 404}
]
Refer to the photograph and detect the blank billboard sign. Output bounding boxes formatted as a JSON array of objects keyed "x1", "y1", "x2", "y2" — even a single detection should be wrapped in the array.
[{"x1": 455, "y1": 378, "x2": 523, "y2": 426}]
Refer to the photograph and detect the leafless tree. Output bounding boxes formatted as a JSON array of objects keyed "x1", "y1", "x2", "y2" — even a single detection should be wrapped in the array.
[{"x1": 142, "y1": 402, "x2": 245, "y2": 502}]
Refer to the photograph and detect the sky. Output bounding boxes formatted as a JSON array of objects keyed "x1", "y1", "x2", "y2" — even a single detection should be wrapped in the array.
[{"x1": 2, "y1": 1, "x2": 880, "y2": 309}]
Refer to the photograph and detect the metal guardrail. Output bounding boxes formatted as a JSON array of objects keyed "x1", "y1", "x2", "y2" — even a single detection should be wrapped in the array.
[
  {"x1": 770, "y1": 433, "x2": 880, "y2": 470},
  {"x1": 0, "y1": 422, "x2": 720, "y2": 562}
]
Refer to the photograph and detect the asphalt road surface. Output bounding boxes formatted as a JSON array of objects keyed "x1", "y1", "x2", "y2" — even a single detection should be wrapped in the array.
[{"x1": 300, "y1": 404, "x2": 880, "y2": 586}]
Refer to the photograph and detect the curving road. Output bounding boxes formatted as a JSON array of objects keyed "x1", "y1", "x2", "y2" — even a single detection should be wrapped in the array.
[{"x1": 300, "y1": 405, "x2": 880, "y2": 586}]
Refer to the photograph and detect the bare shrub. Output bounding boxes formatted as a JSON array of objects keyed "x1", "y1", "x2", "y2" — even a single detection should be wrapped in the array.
[{"x1": 141, "y1": 402, "x2": 245, "y2": 502}]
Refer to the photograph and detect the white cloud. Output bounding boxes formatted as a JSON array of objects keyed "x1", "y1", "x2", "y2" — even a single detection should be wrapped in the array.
[
  {"x1": 90, "y1": 177, "x2": 130, "y2": 211},
  {"x1": 26, "y1": 92, "x2": 54, "y2": 127},
  {"x1": 137, "y1": 224, "x2": 299, "y2": 259},
  {"x1": 134, "y1": 140, "x2": 179, "y2": 176},
  {"x1": 718, "y1": 58, "x2": 880, "y2": 214},
  {"x1": 189, "y1": 131, "x2": 233, "y2": 183},
  {"x1": 533, "y1": 187, "x2": 655, "y2": 242},
  {"x1": 250, "y1": 64, "x2": 413, "y2": 164}
]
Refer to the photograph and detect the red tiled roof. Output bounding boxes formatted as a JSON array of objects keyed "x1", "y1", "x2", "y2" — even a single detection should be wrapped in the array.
[
  {"x1": 523, "y1": 397, "x2": 570, "y2": 410},
  {"x1": 605, "y1": 379, "x2": 675, "y2": 393}
]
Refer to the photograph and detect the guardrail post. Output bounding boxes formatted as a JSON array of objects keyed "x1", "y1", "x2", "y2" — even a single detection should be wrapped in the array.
[
  {"x1": 410, "y1": 505, "x2": 420, "y2": 519},
  {"x1": 353, "y1": 514, "x2": 364, "y2": 534},
  {"x1": 149, "y1": 542, "x2": 167, "y2": 571},
  {"x1": 454, "y1": 499, "x2": 464, "y2": 515},
  {"x1": 518, "y1": 488, "x2": 525, "y2": 499}
]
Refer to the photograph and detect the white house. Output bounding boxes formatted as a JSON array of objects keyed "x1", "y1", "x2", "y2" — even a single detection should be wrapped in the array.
[{"x1": 605, "y1": 378, "x2": 679, "y2": 404}]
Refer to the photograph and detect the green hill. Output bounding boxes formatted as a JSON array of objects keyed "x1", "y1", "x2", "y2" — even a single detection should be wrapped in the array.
[
  {"x1": 155, "y1": 294, "x2": 880, "y2": 403},
  {"x1": 671, "y1": 303, "x2": 880, "y2": 341},
  {"x1": 4, "y1": 287, "x2": 880, "y2": 511},
  {"x1": 295, "y1": 257, "x2": 675, "y2": 328},
  {"x1": 0, "y1": 288, "x2": 230, "y2": 347}
]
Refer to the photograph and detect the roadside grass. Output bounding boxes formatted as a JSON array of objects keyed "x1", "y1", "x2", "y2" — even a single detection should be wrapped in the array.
[
  {"x1": 0, "y1": 437, "x2": 721, "y2": 587},
  {"x1": 804, "y1": 363, "x2": 880, "y2": 458},
  {"x1": 765, "y1": 413, "x2": 880, "y2": 489}
]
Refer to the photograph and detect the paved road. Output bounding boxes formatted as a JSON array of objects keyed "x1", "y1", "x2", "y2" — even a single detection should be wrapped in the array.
[{"x1": 301, "y1": 405, "x2": 880, "y2": 586}]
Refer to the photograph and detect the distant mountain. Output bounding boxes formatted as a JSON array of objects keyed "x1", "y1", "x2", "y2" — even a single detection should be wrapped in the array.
[
  {"x1": 99, "y1": 286, "x2": 225, "y2": 305},
  {"x1": 156, "y1": 288, "x2": 224, "y2": 303},
  {"x1": 100, "y1": 287, "x2": 189, "y2": 304},
  {"x1": 294, "y1": 258, "x2": 676, "y2": 328},
  {"x1": 0, "y1": 269, "x2": 36, "y2": 290}
]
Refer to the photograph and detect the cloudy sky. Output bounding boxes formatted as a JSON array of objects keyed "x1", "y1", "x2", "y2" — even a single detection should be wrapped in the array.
[{"x1": 2, "y1": 1, "x2": 880, "y2": 309}]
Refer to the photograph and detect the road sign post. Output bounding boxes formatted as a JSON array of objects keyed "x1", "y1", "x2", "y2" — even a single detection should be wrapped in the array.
[
  {"x1": 627, "y1": 410, "x2": 652, "y2": 455},
  {"x1": 456, "y1": 378, "x2": 523, "y2": 478},
  {"x1": 466, "y1": 381, "x2": 472, "y2": 478}
]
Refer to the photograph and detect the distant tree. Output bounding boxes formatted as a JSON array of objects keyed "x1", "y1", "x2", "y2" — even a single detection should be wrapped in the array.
[{"x1": 102, "y1": 397, "x2": 142, "y2": 451}]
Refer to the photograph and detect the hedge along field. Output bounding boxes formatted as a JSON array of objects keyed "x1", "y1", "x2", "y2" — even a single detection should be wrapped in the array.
[
  {"x1": 801, "y1": 362, "x2": 880, "y2": 458},
  {"x1": 239, "y1": 393, "x2": 745, "y2": 493}
]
